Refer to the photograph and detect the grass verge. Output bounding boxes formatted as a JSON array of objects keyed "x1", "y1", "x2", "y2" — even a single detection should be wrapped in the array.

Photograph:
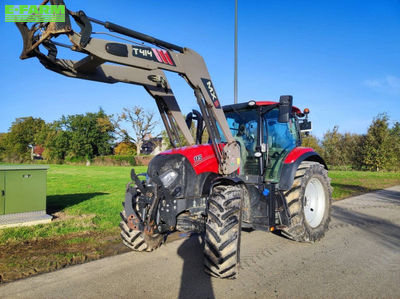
[
  {"x1": 0, "y1": 165, "x2": 399, "y2": 282},
  {"x1": 330, "y1": 170, "x2": 400, "y2": 199}
]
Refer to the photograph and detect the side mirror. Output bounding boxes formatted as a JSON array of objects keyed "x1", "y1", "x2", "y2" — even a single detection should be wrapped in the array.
[
  {"x1": 278, "y1": 95, "x2": 293, "y2": 123},
  {"x1": 299, "y1": 119, "x2": 312, "y2": 133},
  {"x1": 185, "y1": 109, "x2": 204, "y2": 144}
]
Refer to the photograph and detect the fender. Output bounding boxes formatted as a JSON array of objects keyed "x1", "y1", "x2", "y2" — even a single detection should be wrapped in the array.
[
  {"x1": 209, "y1": 176, "x2": 244, "y2": 193},
  {"x1": 278, "y1": 147, "x2": 327, "y2": 191}
]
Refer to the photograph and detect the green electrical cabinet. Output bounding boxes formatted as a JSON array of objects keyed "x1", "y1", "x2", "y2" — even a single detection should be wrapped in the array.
[{"x1": 0, "y1": 165, "x2": 52, "y2": 227}]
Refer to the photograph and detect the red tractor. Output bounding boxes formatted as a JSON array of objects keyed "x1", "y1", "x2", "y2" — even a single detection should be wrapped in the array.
[{"x1": 16, "y1": 0, "x2": 332, "y2": 279}]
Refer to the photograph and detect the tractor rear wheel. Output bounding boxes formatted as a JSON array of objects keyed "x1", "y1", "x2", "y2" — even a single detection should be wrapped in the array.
[
  {"x1": 282, "y1": 161, "x2": 332, "y2": 242},
  {"x1": 204, "y1": 184, "x2": 243, "y2": 279}
]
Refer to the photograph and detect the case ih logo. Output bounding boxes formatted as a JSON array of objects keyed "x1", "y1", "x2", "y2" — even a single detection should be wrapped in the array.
[
  {"x1": 132, "y1": 46, "x2": 175, "y2": 66},
  {"x1": 201, "y1": 78, "x2": 220, "y2": 108},
  {"x1": 194, "y1": 154, "x2": 202, "y2": 162}
]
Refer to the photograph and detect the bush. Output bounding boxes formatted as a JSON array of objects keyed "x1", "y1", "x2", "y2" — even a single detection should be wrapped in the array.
[
  {"x1": 111, "y1": 155, "x2": 136, "y2": 166},
  {"x1": 91, "y1": 155, "x2": 155, "y2": 166},
  {"x1": 92, "y1": 155, "x2": 136, "y2": 166},
  {"x1": 64, "y1": 155, "x2": 88, "y2": 165},
  {"x1": 327, "y1": 165, "x2": 356, "y2": 171},
  {"x1": 114, "y1": 142, "x2": 136, "y2": 156},
  {"x1": 134, "y1": 155, "x2": 153, "y2": 166}
]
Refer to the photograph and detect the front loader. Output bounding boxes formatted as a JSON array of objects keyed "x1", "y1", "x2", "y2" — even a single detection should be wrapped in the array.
[{"x1": 16, "y1": 0, "x2": 332, "y2": 279}]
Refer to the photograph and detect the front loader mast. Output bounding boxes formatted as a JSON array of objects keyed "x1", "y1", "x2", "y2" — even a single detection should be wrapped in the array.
[{"x1": 16, "y1": 0, "x2": 240, "y2": 174}]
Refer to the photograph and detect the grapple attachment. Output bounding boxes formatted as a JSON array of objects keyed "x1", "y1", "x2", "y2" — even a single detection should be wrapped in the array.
[{"x1": 16, "y1": 0, "x2": 71, "y2": 59}]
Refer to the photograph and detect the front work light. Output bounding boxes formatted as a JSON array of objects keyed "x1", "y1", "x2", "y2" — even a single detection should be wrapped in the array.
[{"x1": 159, "y1": 169, "x2": 178, "y2": 188}]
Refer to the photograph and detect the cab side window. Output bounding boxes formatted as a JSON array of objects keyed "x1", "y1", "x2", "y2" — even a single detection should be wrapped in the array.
[{"x1": 224, "y1": 110, "x2": 259, "y2": 175}]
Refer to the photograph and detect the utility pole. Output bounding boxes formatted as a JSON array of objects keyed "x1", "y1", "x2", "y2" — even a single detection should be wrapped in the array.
[{"x1": 234, "y1": 0, "x2": 238, "y2": 104}]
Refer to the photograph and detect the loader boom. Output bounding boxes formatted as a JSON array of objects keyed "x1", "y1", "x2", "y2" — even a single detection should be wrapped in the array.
[{"x1": 16, "y1": 1, "x2": 240, "y2": 174}]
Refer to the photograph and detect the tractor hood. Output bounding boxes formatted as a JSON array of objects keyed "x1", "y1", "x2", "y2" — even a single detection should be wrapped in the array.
[{"x1": 159, "y1": 144, "x2": 220, "y2": 175}]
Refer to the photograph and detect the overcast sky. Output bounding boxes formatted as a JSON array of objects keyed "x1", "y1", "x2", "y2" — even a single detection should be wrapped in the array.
[{"x1": 1, "y1": 0, "x2": 399, "y2": 138}]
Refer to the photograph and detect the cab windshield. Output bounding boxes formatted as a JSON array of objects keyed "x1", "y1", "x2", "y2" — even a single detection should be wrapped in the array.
[{"x1": 223, "y1": 109, "x2": 259, "y2": 175}]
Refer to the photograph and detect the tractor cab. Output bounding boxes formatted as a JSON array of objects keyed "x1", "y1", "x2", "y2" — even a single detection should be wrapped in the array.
[{"x1": 222, "y1": 97, "x2": 310, "y2": 182}]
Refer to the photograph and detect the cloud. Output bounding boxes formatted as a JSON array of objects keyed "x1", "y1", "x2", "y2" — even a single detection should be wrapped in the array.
[{"x1": 364, "y1": 75, "x2": 400, "y2": 95}]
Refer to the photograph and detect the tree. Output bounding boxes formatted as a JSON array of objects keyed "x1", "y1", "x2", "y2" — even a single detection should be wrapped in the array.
[
  {"x1": 320, "y1": 126, "x2": 364, "y2": 169},
  {"x1": 391, "y1": 121, "x2": 400, "y2": 136},
  {"x1": 161, "y1": 130, "x2": 174, "y2": 150},
  {"x1": 362, "y1": 113, "x2": 392, "y2": 171},
  {"x1": 301, "y1": 134, "x2": 324, "y2": 154},
  {"x1": 113, "y1": 106, "x2": 159, "y2": 155},
  {"x1": 161, "y1": 125, "x2": 193, "y2": 150},
  {"x1": 341, "y1": 132, "x2": 364, "y2": 169},
  {"x1": 60, "y1": 109, "x2": 114, "y2": 160},
  {"x1": 2, "y1": 117, "x2": 45, "y2": 161},
  {"x1": 0, "y1": 133, "x2": 9, "y2": 161},
  {"x1": 322, "y1": 126, "x2": 343, "y2": 166},
  {"x1": 35, "y1": 122, "x2": 71, "y2": 162},
  {"x1": 388, "y1": 121, "x2": 400, "y2": 170},
  {"x1": 161, "y1": 115, "x2": 209, "y2": 150}
]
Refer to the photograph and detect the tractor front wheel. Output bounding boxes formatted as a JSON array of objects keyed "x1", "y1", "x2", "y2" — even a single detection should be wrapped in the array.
[
  {"x1": 281, "y1": 161, "x2": 332, "y2": 242},
  {"x1": 120, "y1": 210, "x2": 163, "y2": 251},
  {"x1": 203, "y1": 184, "x2": 243, "y2": 279},
  {"x1": 120, "y1": 186, "x2": 163, "y2": 252}
]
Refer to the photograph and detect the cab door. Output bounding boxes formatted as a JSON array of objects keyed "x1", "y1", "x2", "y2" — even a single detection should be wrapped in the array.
[{"x1": 263, "y1": 109, "x2": 298, "y2": 182}]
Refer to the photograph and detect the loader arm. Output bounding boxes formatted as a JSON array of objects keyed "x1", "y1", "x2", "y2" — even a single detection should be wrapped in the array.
[{"x1": 16, "y1": 1, "x2": 240, "y2": 174}]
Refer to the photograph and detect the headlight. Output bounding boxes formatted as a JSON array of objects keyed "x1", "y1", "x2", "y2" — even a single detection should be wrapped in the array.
[{"x1": 159, "y1": 169, "x2": 178, "y2": 188}]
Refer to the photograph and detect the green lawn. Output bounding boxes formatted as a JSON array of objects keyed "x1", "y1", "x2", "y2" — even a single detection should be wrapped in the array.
[
  {"x1": 0, "y1": 164, "x2": 399, "y2": 282},
  {"x1": 329, "y1": 170, "x2": 400, "y2": 199}
]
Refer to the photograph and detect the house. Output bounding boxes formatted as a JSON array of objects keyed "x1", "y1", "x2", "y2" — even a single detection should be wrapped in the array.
[
  {"x1": 141, "y1": 137, "x2": 164, "y2": 155},
  {"x1": 31, "y1": 145, "x2": 44, "y2": 160}
]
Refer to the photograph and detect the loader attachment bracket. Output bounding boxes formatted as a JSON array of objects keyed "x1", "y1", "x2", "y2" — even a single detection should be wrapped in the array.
[
  {"x1": 69, "y1": 10, "x2": 92, "y2": 47},
  {"x1": 124, "y1": 185, "x2": 145, "y2": 231}
]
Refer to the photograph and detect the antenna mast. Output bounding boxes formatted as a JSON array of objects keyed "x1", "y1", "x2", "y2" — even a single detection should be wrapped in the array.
[{"x1": 234, "y1": 0, "x2": 238, "y2": 104}]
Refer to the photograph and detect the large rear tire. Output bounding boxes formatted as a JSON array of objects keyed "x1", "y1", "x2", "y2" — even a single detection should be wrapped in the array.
[
  {"x1": 282, "y1": 161, "x2": 332, "y2": 242},
  {"x1": 204, "y1": 184, "x2": 243, "y2": 279}
]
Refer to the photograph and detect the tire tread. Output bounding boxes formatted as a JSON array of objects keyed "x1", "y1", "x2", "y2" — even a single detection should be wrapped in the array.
[
  {"x1": 281, "y1": 161, "x2": 332, "y2": 242},
  {"x1": 204, "y1": 185, "x2": 243, "y2": 279}
]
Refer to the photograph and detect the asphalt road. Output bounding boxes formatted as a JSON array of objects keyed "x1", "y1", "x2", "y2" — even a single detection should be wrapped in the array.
[{"x1": 1, "y1": 186, "x2": 399, "y2": 298}]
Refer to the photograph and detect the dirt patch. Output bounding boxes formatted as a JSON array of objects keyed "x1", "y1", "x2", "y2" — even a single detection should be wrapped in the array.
[
  {"x1": 0, "y1": 230, "x2": 129, "y2": 283},
  {"x1": 51, "y1": 212, "x2": 96, "y2": 222},
  {"x1": 0, "y1": 230, "x2": 192, "y2": 284}
]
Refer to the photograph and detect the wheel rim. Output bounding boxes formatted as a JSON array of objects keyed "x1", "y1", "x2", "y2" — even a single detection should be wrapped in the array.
[{"x1": 304, "y1": 178, "x2": 326, "y2": 228}]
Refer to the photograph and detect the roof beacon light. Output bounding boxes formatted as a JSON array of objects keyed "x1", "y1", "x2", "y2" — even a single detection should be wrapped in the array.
[
  {"x1": 304, "y1": 108, "x2": 310, "y2": 115},
  {"x1": 248, "y1": 100, "x2": 256, "y2": 106}
]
